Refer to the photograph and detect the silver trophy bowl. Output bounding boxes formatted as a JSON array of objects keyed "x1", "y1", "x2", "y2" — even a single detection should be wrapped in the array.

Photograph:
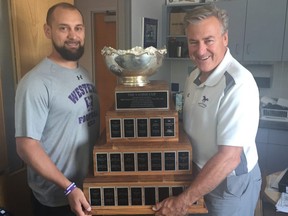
[{"x1": 101, "y1": 46, "x2": 167, "y2": 86}]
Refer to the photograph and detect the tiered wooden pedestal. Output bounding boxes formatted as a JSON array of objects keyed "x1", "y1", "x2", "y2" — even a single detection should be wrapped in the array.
[
  {"x1": 93, "y1": 128, "x2": 191, "y2": 176},
  {"x1": 83, "y1": 81, "x2": 207, "y2": 215},
  {"x1": 105, "y1": 109, "x2": 179, "y2": 143}
]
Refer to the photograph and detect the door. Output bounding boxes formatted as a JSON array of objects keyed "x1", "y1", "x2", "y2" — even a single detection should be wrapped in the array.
[
  {"x1": 10, "y1": 0, "x2": 74, "y2": 81},
  {"x1": 93, "y1": 12, "x2": 117, "y2": 134}
]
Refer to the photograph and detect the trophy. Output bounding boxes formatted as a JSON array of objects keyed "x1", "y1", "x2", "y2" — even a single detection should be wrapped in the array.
[
  {"x1": 83, "y1": 46, "x2": 207, "y2": 215},
  {"x1": 101, "y1": 46, "x2": 179, "y2": 143},
  {"x1": 101, "y1": 46, "x2": 167, "y2": 86},
  {"x1": 102, "y1": 46, "x2": 170, "y2": 111}
]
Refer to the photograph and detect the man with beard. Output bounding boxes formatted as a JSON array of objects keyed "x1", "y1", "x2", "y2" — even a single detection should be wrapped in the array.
[{"x1": 14, "y1": 3, "x2": 99, "y2": 216}]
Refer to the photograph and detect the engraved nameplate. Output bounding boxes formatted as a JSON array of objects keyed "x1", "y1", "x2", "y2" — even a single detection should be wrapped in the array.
[
  {"x1": 164, "y1": 152, "x2": 176, "y2": 171},
  {"x1": 90, "y1": 188, "x2": 101, "y2": 206},
  {"x1": 124, "y1": 153, "x2": 135, "y2": 172},
  {"x1": 117, "y1": 187, "x2": 129, "y2": 206},
  {"x1": 131, "y1": 187, "x2": 142, "y2": 206},
  {"x1": 178, "y1": 151, "x2": 190, "y2": 171},
  {"x1": 172, "y1": 186, "x2": 184, "y2": 196},
  {"x1": 123, "y1": 118, "x2": 135, "y2": 138},
  {"x1": 144, "y1": 187, "x2": 156, "y2": 205},
  {"x1": 150, "y1": 118, "x2": 161, "y2": 137},
  {"x1": 96, "y1": 153, "x2": 108, "y2": 172},
  {"x1": 163, "y1": 118, "x2": 175, "y2": 137},
  {"x1": 158, "y1": 187, "x2": 170, "y2": 202},
  {"x1": 137, "y1": 118, "x2": 148, "y2": 137},
  {"x1": 114, "y1": 80, "x2": 170, "y2": 110},
  {"x1": 110, "y1": 119, "x2": 122, "y2": 138},
  {"x1": 103, "y1": 188, "x2": 115, "y2": 206},
  {"x1": 116, "y1": 91, "x2": 169, "y2": 110},
  {"x1": 151, "y1": 152, "x2": 162, "y2": 171},
  {"x1": 110, "y1": 153, "x2": 122, "y2": 172},
  {"x1": 137, "y1": 152, "x2": 149, "y2": 171}
]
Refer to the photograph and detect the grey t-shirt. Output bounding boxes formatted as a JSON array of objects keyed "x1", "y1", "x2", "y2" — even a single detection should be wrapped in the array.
[{"x1": 15, "y1": 58, "x2": 99, "y2": 207}]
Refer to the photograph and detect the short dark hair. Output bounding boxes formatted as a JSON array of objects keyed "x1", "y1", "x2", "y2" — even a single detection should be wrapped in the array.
[{"x1": 46, "y1": 2, "x2": 83, "y2": 26}]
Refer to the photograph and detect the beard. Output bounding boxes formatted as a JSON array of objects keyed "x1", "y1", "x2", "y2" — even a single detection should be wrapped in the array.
[{"x1": 52, "y1": 40, "x2": 84, "y2": 61}]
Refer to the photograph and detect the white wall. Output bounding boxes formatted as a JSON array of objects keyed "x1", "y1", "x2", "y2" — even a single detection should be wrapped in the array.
[
  {"x1": 261, "y1": 62, "x2": 288, "y2": 100},
  {"x1": 130, "y1": 0, "x2": 165, "y2": 48},
  {"x1": 169, "y1": 60, "x2": 195, "y2": 91}
]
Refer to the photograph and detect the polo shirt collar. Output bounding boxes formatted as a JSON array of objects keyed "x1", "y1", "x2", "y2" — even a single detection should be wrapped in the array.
[{"x1": 194, "y1": 48, "x2": 232, "y2": 87}]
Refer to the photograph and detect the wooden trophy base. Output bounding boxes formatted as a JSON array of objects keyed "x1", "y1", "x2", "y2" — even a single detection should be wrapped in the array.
[
  {"x1": 105, "y1": 109, "x2": 178, "y2": 143},
  {"x1": 83, "y1": 174, "x2": 208, "y2": 215},
  {"x1": 93, "y1": 126, "x2": 192, "y2": 176},
  {"x1": 84, "y1": 79, "x2": 208, "y2": 215}
]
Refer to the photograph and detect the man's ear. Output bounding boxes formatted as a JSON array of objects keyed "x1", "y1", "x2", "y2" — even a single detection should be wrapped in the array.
[
  {"x1": 223, "y1": 31, "x2": 228, "y2": 47},
  {"x1": 44, "y1": 24, "x2": 52, "y2": 39}
]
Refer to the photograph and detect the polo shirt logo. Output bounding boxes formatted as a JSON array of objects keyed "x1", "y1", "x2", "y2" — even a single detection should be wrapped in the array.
[{"x1": 198, "y1": 95, "x2": 208, "y2": 108}]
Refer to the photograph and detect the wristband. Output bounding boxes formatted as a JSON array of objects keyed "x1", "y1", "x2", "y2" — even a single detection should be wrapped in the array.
[{"x1": 64, "y1": 182, "x2": 76, "y2": 196}]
